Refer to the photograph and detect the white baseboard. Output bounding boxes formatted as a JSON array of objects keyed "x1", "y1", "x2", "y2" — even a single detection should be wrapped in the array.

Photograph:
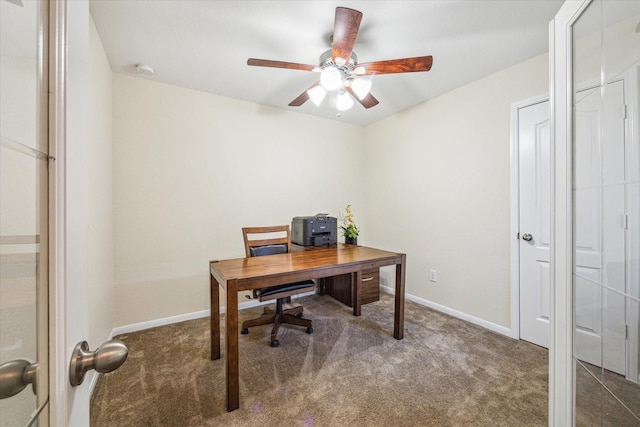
[
  {"x1": 379, "y1": 285, "x2": 512, "y2": 338},
  {"x1": 88, "y1": 371, "x2": 100, "y2": 399},
  {"x1": 111, "y1": 309, "x2": 212, "y2": 337},
  {"x1": 110, "y1": 290, "x2": 316, "y2": 337},
  {"x1": 110, "y1": 288, "x2": 510, "y2": 344}
]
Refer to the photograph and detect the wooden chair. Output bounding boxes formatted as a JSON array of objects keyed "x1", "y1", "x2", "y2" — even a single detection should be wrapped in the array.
[{"x1": 240, "y1": 225, "x2": 315, "y2": 347}]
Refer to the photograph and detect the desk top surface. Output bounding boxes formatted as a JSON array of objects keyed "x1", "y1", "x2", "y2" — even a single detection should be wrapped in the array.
[{"x1": 210, "y1": 244, "x2": 403, "y2": 287}]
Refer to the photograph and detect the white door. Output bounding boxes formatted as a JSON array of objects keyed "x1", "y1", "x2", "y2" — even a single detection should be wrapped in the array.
[
  {"x1": 518, "y1": 82, "x2": 627, "y2": 376},
  {"x1": 573, "y1": 81, "x2": 626, "y2": 375},
  {"x1": 1, "y1": 2, "x2": 106, "y2": 426},
  {"x1": 0, "y1": 0, "x2": 50, "y2": 425},
  {"x1": 518, "y1": 100, "x2": 552, "y2": 348},
  {"x1": 53, "y1": 0, "x2": 96, "y2": 425}
]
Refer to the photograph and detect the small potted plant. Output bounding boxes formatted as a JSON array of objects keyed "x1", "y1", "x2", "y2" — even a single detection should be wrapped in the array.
[{"x1": 340, "y1": 204, "x2": 359, "y2": 245}]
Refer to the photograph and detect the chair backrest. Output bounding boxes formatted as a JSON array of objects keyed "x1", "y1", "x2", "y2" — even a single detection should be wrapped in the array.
[{"x1": 242, "y1": 225, "x2": 292, "y2": 258}]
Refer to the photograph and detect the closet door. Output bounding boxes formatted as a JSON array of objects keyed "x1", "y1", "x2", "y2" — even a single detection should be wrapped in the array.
[{"x1": 573, "y1": 81, "x2": 626, "y2": 376}]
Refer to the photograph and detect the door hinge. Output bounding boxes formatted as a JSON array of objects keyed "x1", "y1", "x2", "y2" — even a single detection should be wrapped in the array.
[
  {"x1": 517, "y1": 232, "x2": 520, "y2": 240},
  {"x1": 621, "y1": 104, "x2": 627, "y2": 119},
  {"x1": 624, "y1": 214, "x2": 629, "y2": 230}
]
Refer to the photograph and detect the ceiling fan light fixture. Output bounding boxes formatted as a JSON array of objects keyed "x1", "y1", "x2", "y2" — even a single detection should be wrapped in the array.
[
  {"x1": 308, "y1": 86, "x2": 326, "y2": 106},
  {"x1": 320, "y1": 66, "x2": 343, "y2": 91},
  {"x1": 351, "y1": 79, "x2": 372, "y2": 100},
  {"x1": 334, "y1": 57, "x2": 347, "y2": 66},
  {"x1": 353, "y1": 66, "x2": 366, "y2": 75},
  {"x1": 336, "y1": 91, "x2": 354, "y2": 111}
]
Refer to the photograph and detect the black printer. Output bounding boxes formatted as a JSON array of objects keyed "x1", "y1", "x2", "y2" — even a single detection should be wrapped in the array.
[{"x1": 291, "y1": 214, "x2": 337, "y2": 246}]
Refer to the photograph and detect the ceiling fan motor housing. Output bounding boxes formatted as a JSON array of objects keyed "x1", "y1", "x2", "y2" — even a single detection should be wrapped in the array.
[{"x1": 319, "y1": 49, "x2": 357, "y2": 72}]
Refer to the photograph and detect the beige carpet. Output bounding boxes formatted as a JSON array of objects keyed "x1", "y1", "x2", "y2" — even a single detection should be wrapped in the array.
[{"x1": 91, "y1": 293, "x2": 548, "y2": 426}]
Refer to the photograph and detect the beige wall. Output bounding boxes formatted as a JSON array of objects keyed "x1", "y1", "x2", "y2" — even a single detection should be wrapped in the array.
[
  {"x1": 363, "y1": 53, "x2": 549, "y2": 329},
  {"x1": 110, "y1": 51, "x2": 549, "y2": 331},
  {"x1": 112, "y1": 75, "x2": 365, "y2": 326},
  {"x1": 88, "y1": 17, "x2": 114, "y2": 347}
]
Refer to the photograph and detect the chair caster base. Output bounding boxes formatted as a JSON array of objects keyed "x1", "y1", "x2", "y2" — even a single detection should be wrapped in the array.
[
  {"x1": 241, "y1": 328, "x2": 249, "y2": 334},
  {"x1": 306, "y1": 327, "x2": 313, "y2": 334},
  {"x1": 270, "y1": 339, "x2": 280, "y2": 347}
]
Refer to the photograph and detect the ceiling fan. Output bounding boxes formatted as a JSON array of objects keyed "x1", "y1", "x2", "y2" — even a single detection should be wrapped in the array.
[{"x1": 247, "y1": 7, "x2": 433, "y2": 111}]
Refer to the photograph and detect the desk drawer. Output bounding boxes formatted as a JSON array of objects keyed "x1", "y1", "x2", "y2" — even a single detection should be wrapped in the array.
[
  {"x1": 360, "y1": 269, "x2": 380, "y2": 304},
  {"x1": 325, "y1": 268, "x2": 379, "y2": 307}
]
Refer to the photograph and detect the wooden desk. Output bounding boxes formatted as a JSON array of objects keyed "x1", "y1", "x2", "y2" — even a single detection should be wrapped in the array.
[{"x1": 209, "y1": 243, "x2": 406, "y2": 412}]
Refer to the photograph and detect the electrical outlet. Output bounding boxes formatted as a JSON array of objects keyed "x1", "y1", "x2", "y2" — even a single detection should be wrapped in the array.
[{"x1": 429, "y1": 269, "x2": 437, "y2": 282}]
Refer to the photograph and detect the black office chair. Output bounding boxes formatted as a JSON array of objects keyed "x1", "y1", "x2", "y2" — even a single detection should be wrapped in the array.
[{"x1": 240, "y1": 225, "x2": 314, "y2": 347}]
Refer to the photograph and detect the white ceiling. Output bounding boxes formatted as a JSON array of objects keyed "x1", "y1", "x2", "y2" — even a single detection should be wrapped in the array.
[{"x1": 90, "y1": 0, "x2": 564, "y2": 126}]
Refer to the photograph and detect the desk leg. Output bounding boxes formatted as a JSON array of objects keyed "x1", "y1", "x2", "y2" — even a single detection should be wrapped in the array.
[
  {"x1": 226, "y1": 279, "x2": 240, "y2": 412},
  {"x1": 353, "y1": 271, "x2": 362, "y2": 316},
  {"x1": 210, "y1": 273, "x2": 220, "y2": 360},
  {"x1": 317, "y1": 277, "x2": 326, "y2": 295},
  {"x1": 394, "y1": 254, "x2": 406, "y2": 340}
]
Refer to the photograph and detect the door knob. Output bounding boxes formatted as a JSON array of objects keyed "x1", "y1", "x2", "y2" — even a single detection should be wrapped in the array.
[
  {"x1": 522, "y1": 233, "x2": 533, "y2": 241},
  {"x1": 69, "y1": 339, "x2": 128, "y2": 386},
  {"x1": 0, "y1": 359, "x2": 38, "y2": 399}
]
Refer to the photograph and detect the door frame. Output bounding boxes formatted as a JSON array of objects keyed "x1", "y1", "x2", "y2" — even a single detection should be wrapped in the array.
[
  {"x1": 49, "y1": 0, "x2": 106, "y2": 424},
  {"x1": 550, "y1": 1, "x2": 591, "y2": 425},
  {"x1": 625, "y1": 65, "x2": 640, "y2": 385},
  {"x1": 510, "y1": 93, "x2": 550, "y2": 341},
  {"x1": 48, "y1": 0, "x2": 68, "y2": 424},
  {"x1": 49, "y1": 0, "x2": 95, "y2": 425}
]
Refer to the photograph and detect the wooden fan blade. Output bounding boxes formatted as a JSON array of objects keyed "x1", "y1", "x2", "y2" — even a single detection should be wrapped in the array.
[
  {"x1": 356, "y1": 56, "x2": 433, "y2": 75},
  {"x1": 332, "y1": 7, "x2": 362, "y2": 65},
  {"x1": 247, "y1": 58, "x2": 317, "y2": 72},
  {"x1": 288, "y1": 82, "x2": 321, "y2": 107},
  {"x1": 289, "y1": 91, "x2": 309, "y2": 107},
  {"x1": 345, "y1": 87, "x2": 379, "y2": 109}
]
